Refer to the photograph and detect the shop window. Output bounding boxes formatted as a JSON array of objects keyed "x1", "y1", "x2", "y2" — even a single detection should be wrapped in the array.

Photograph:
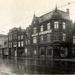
[
  {"x1": 60, "y1": 47, "x2": 67, "y2": 57},
  {"x1": 47, "y1": 46, "x2": 53, "y2": 56},
  {"x1": 40, "y1": 47, "x2": 45, "y2": 56},
  {"x1": 33, "y1": 48, "x2": 37, "y2": 55}
]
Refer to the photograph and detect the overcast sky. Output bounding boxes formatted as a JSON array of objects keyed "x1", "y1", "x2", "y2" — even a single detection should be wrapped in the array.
[{"x1": 0, "y1": 0, "x2": 75, "y2": 34}]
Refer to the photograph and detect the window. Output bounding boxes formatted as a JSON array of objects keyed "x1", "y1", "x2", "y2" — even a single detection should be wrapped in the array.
[
  {"x1": 9, "y1": 35, "x2": 12, "y2": 41},
  {"x1": 47, "y1": 23, "x2": 50, "y2": 30},
  {"x1": 60, "y1": 47, "x2": 67, "y2": 57},
  {"x1": 11, "y1": 36, "x2": 12, "y2": 40},
  {"x1": 18, "y1": 36, "x2": 20, "y2": 40},
  {"x1": 33, "y1": 27, "x2": 37, "y2": 33},
  {"x1": 40, "y1": 25, "x2": 43, "y2": 32},
  {"x1": 33, "y1": 48, "x2": 37, "y2": 55},
  {"x1": 54, "y1": 33, "x2": 59, "y2": 41},
  {"x1": 54, "y1": 21, "x2": 59, "y2": 29},
  {"x1": 40, "y1": 47, "x2": 45, "y2": 56},
  {"x1": 9, "y1": 43, "x2": 10, "y2": 47},
  {"x1": 13, "y1": 42, "x2": 17, "y2": 47},
  {"x1": 21, "y1": 41, "x2": 23, "y2": 46},
  {"x1": 47, "y1": 34, "x2": 51, "y2": 42},
  {"x1": 63, "y1": 33, "x2": 66, "y2": 41},
  {"x1": 40, "y1": 35, "x2": 43, "y2": 42},
  {"x1": 47, "y1": 46, "x2": 53, "y2": 56},
  {"x1": 33, "y1": 37, "x2": 37, "y2": 43},
  {"x1": 13, "y1": 34, "x2": 17, "y2": 39},
  {"x1": 18, "y1": 42, "x2": 20, "y2": 47},
  {"x1": 10, "y1": 42, "x2": 12, "y2": 47},
  {"x1": 9, "y1": 36, "x2": 11, "y2": 41},
  {"x1": 28, "y1": 40, "x2": 30, "y2": 44},
  {"x1": 63, "y1": 22, "x2": 66, "y2": 29},
  {"x1": 25, "y1": 41, "x2": 27, "y2": 45},
  {"x1": 21, "y1": 35, "x2": 23, "y2": 39},
  {"x1": 25, "y1": 48, "x2": 27, "y2": 54}
]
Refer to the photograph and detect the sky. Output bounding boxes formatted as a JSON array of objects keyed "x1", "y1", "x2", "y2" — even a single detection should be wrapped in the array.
[{"x1": 0, "y1": 0, "x2": 75, "y2": 34}]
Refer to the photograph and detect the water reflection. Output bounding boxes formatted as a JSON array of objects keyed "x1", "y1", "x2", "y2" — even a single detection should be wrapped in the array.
[{"x1": 2, "y1": 58, "x2": 75, "y2": 74}]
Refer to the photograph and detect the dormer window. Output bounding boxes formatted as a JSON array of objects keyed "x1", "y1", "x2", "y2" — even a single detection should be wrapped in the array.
[
  {"x1": 54, "y1": 21, "x2": 59, "y2": 29},
  {"x1": 47, "y1": 23, "x2": 50, "y2": 30},
  {"x1": 63, "y1": 22, "x2": 66, "y2": 29},
  {"x1": 40, "y1": 25, "x2": 43, "y2": 32}
]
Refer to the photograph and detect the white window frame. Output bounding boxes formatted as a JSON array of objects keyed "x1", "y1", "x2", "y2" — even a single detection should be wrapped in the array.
[
  {"x1": 21, "y1": 35, "x2": 23, "y2": 39},
  {"x1": 47, "y1": 34, "x2": 50, "y2": 42},
  {"x1": 40, "y1": 35, "x2": 43, "y2": 42},
  {"x1": 54, "y1": 21, "x2": 59, "y2": 29},
  {"x1": 47, "y1": 23, "x2": 50, "y2": 30},
  {"x1": 33, "y1": 37, "x2": 37, "y2": 43},
  {"x1": 63, "y1": 22, "x2": 66, "y2": 29},
  {"x1": 21, "y1": 41, "x2": 23, "y2": 46},
  {"x1": 33, "y1": 27, "x2": 37, "y2": 34},
  {"x1": 18, "y1": 41, "x2": 20, "y2": 47},
  {"x1": 54, "y1": 33, "x2": 59, "y2": 41},
  {"x1": 63, "y1": 33, "x2": 66, "y2": 41}
]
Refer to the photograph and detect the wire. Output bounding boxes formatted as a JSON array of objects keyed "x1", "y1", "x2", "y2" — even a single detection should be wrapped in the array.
[{"x1": 0, "y1": 0, "x2": 75, "y2": 34}]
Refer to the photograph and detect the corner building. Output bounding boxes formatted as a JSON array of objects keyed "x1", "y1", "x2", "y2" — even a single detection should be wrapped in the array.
[{"x1": 31, "y1": 7, "x2": 72, "y2": 58}]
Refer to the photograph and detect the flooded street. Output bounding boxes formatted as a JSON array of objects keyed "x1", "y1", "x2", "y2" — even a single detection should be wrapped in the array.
[{"x1": 0, "y1": 58, "x2": 75, "y2": 74}]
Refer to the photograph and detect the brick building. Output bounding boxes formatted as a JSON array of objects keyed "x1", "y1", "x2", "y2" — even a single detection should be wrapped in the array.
[
  {"x1": 8, "y1": 27, "x2": 25, "y2": 58},
  {"x1": 30, "y1": 6, "x2": 72, "y2": 58}
]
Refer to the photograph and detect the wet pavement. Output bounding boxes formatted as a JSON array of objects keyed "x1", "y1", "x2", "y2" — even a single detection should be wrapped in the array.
[{"x1": 0, "y1": 57, "x2": 75, "y2": 74}]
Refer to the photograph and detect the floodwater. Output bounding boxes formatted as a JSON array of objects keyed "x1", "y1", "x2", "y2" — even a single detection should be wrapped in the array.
[{"x1": 0, "y1": 57, "x2": 75, "y2": 75}]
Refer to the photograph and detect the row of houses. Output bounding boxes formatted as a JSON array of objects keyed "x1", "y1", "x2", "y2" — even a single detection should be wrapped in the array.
[{"x1": 1, "y1": 6, "x2": 75, "y2": 58}]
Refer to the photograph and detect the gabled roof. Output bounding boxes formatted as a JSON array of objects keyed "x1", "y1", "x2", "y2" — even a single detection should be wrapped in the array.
[{"x1": 32, "y1": 7, "x2": 70, "y2": 24}]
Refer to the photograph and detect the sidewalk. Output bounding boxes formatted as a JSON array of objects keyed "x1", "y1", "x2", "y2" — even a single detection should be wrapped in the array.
[{"x1": 9, "y1": 57, "x2": 75, "y2": 62}]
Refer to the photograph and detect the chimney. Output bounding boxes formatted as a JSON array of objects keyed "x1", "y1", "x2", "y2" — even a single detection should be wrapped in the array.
[{"x1": 66, "y1": 8, "x2": 69, "y2": 14}]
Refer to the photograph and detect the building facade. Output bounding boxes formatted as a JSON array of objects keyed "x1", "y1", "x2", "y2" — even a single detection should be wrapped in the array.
[
  {"x1": 8, "y1": 27, "x2": 25, "y2": 58},
  {"x1": 30, "y1": 7, "x2": 73, "y2": 58},
  {"x1": 0, "y1": 34, "x2": 8, "y2": 58}
]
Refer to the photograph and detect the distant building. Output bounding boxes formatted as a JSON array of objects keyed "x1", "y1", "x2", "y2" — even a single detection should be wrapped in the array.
[
  {"x1": 72, "y1": 22, "x2": 75, "y2": 57},
  {"x1": 0, "y1": 34, "x2": 8, "y2": 58},
  {"x1": 30, "y1": 6, "x2": 72, "y2": 58},
  {"x1": 8, "y1": 27, "x2": 25, "y2": 58}
]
